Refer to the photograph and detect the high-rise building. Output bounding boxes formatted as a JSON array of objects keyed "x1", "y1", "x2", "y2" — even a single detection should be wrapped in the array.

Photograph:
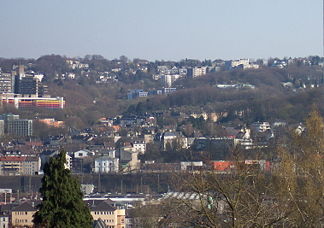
[
  {"x1": 0, "y1": 114, "x2": 20, "y2": 133},
  {"x1": 17, "y1": 76, "x2": 39, "y2": 96},
  {"x1": 7, "y1": 119, "x2": 33, "y2": 137},
  {"x1": 0, "y1": 71, "x2": 15, "y2": 94}
]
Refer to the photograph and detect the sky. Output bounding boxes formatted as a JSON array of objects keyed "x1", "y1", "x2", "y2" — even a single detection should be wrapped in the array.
[{"x1": 0, "y1": 0, "x2": 322, "y2": 61}]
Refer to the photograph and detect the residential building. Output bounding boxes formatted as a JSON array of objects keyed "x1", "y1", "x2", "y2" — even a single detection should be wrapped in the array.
[
  {"x1": 162, "y1": 74, "x2": 180, "y2": 87},
  {"x1": 40, "y1": 150, "x2": 72, "y2": 171},
  {"x1": 162, "y1": 132, "x2": 177, "y2": 150},
  {"x1": 187, "y1": 67, "x2": 207, "y2": 78},
  {"x1": 21, "y1": 156, "x2": 41, "y2": 175},
  {"x1": 225, "y1": 59, "x2": 260, "y2": 70},
  {"x1": 0, "y1": 155, "x2": 40, "y2": 176},
  {"x1": 11, "y1": 202, "x2": 37, "y2": 228},
  {"x1": 127, "y1": 90, "x2": 148, "y2": 100},
  {"x1": 88, "y1": 200, "x2": 125, "y2": 228},
  {"x1": 0, "y1": 215, "x2": 9, "y2": 228},
  {"x1": 74, "y1": 149, "x2": 95, "y2": 158},
  {"x1": 94, "y1": 156, "x2": 119, "y2": 174},
  {"x1": 0, "y1": 72, "x2": 15, "y2": 94},
  {"x1": 163, "y1": 87, "x2": 176, "y2": 95}
]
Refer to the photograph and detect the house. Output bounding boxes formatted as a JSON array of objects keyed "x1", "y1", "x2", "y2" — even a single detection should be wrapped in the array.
[
  {"x1": 74, "y1": 149, "x2": 95, "y2": 158},
  {"x1": 88, "y1": 200, "x2": 125, "y2": 228},
  {"x1": 40, "y1": 150, "x2": 72, "y2": 170},
  {"x1": 11, "y1": 202, "x2": 37, "y2": 228},
  {"x1": 162, "y1": 132, "x2": 177, "y2": 149},
  {"x1": 0, "y1": 155, "x2": 40, "y2": 176},
  {"x1": 94, "y1": 156, "x2": 119, "y2": 174}
]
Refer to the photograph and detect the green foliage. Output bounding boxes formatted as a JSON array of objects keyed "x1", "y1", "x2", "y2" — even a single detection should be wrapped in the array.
[{"x1": 34, "y1": 151, "x2": 93, "y2": 228}]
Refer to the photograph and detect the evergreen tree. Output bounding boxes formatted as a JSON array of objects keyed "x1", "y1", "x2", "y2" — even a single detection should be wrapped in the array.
[{"x1": 34, "y1": 151, "x2": 93, "y2": 228}]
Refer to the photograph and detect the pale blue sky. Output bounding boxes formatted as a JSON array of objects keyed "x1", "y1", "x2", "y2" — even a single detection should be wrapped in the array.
[{"x1": 0, "y1": 0, "x2": 322, "y2": 60}]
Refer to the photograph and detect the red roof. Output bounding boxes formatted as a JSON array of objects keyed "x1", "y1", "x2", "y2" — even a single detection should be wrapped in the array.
[{"x1": 0, "y1": 156, "x2": 26, "y2": 162}]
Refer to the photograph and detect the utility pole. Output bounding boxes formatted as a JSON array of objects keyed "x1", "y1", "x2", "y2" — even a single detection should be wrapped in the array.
[
  {"x1": 98, "y1": 172, "x2": 101, "y2": 193},
  {"x1": 157, "y1": 174, "x2": 160, "y2": 193},
  {"x1": 322, "y1": 0, "x2": 324, "y2": 84}
]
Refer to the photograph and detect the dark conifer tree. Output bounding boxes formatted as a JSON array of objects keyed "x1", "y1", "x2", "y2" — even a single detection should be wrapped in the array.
[{"x1": 34, "y1": 151, "x2": 93, "y2": 228}]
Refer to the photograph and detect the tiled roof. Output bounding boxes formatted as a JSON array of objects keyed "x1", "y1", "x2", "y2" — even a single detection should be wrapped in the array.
[{"x1": 0, "y1": 156, "x2": 25, "y2": 162}]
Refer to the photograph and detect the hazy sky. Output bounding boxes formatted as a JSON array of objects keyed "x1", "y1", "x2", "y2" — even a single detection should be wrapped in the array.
[{"x1": 0, "y1": 0, "x2": 322, "y2": 60}]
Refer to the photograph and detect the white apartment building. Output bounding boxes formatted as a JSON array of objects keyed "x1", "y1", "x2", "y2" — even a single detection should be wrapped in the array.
[{"x1": 94, "y1": 156, "x2": 119, "y2": 174}]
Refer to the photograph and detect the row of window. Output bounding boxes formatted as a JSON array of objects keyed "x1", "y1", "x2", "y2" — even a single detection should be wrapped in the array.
[
  {"x1": 15, "y1": 212, "x2": 28, "y2": 215},
  {"x1": 15, "y1": 219, "x2": 28, "y2": 223},
  {"x1": 103, "y1": 219, "x2": 114, "y2": 223},
  {"x1": 93, "y1": 211, "x2": 114, "y2": 215}
]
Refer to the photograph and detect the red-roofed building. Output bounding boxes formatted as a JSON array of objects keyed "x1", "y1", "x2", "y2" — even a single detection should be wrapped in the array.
[{"x1": 0, "y1": 156, "x2": 40, "y2": 176}]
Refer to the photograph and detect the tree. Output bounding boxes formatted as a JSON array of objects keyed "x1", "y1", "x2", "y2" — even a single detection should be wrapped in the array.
[
  {"x1": 160, "y1": 157, "x2": 288, "y2": 228},
  {"x1": 277, "y1": 108, "x2": 324, "y2": 227},
  {"x1": 34, "y1": 151, "x2": 93, "y2": 228}
]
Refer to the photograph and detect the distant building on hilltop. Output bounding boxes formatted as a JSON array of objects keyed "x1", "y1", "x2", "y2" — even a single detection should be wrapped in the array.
[{"x1": 187, "y1": 66, "x2": 207, "y2": 78}]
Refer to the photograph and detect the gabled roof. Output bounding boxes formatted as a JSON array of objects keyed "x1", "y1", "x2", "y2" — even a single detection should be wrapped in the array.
[
  {"x1": 93, "y1": 218, "x2": 108, "y2": 228},
  {"x1": 12, "y1": 202, "x2": 36, "y2": 212},
  {"x1": 88, "y1": 200, "x2": 116, "y2": 212}
]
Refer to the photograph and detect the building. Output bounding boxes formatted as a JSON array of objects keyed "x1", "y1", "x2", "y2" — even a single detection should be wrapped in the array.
[
  {"x1": 38, "y1": 118, "x2": 64, "y2": 128},
  {"x1": 21, "y1": 156, "x2": 41, "y2": 175},
  {"x1": 40, "y1": 150, "x2": 72, "y2": 171},
  {"x1": 162, "y1": 74, "x2": 180, "y2": 87},
  {"x1": 180, "y1": 161, "x2": 203, "y2": 171},
  {"x1": 0, "y1": 113, "x2": 20, "y2": 133},
  {"x1": 7, "y1": 119, "x2": 33, "y2": 137},
  {"x1": 88, "y1": 200, "x2": 125, "y2": 228},
  {"x1": 0, "y1": 155, "x2": 40, "y2": 176},
  {"x1": 163, "y1": 87, "x2": 176, "y2": 95},
  {"x1": 17, "y1": 76, "x2": 39, "y2": 96},
  {"x1": 250, "y1": 122, "x2": 271, "y2": 133},
  {"x1": 94, "y1": 156, "x2": 119, "y2": 174},
  {"x1": 187, "y1": 67, "x2": 207, "y2": 78},
  {"x1": 0, "y1": 214, "x2": 9, "y2": 228},
  {"x1": 0, "y1": 94, "x2": 65, "y2": 109},
  {"x1": 11, "y1": 202, "x2": 37, "y2": 228},
  {"x1": 127, "y1": 90, "x2": 148, "y2": 100},
  {"x1": 74, "y1": 149, "x2": 95, "y2": 159},
  {"x1": 132, "y1": 141, "x2": 146, "y2": 154},
  {"x1": 225, "y1": 59, "x2": 260, "y2": 70},
  {"x1": 0, "y1": 71, "x2": 15, "y2": 94}
]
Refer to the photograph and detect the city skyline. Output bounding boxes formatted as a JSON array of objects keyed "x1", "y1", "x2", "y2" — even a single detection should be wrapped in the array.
[{"x1": 0, "y1": 0, "x2": 323, "y2": 61}]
